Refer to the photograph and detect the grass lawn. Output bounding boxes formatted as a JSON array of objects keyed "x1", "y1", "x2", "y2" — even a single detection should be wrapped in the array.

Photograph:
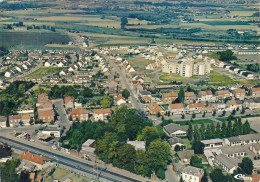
[
  {"x1": 28, "y1": 67, "x2": 62, "y2": 78},
  {"x1": 208, "y1": 71, "x2": 236, "y2": 86},
  {"x1": 182, "y1": 138, "x2": 192, "y2": 149},
  {"x1": 45, "y1": 168, "x2": 70, "y2": 181},
  {"x1": 70, "y1": 174, "x2": 93, "y2": 182},
  {"x1": 45, "y1": 44, "x2": 77, "y2": 49},
  {"x1": 159, "y1": 73, "x2": 198, "y2": 82},
  {"x1": 128, "y1": 56, "x2": 154, "y2": 71}
]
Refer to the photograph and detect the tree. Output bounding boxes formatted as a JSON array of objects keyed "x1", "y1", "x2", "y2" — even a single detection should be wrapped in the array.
[
  {"x1": 121, "y1": 17, "x2": 128, "y2": 29},
  {"x1": 100, "y1": 96, "x2": 113, "y2": 108},
  {"x1": 221, "y1": 122, "x2": 227, "y2": 137},
  {"x1": 0, "y1": 159, "x2": 20, "y2": 182},
  {"x1": 238, "y1": 157, "x2": 253, "y2": 175},
  {"x1": 210, "y1": 168, "x2": 225, "y2": 182},
  {"x1": 156, "y1": 168, "x2": 165, "y2": 180},
  {"x1": 138, "y1": 126, "x2": 159, "y2": 146},
  {"x1": 243, "y1": 120, "x2": 251, "y2": 134},
  {"x1": 192, "y1": 141, "x2": 204, "y2": 154},
  {"x1": 217, "y1": 50, "x2": 237, "y2": 62},
  {"x1": 192, "y1": 113, "x2": 196, "y2": 119},
  {"x1": 190, "y1": 155, "x2": 202, "y2": 168},
  {"x1": 135, "y1": 150, "x2": 152, "y2": 177},
  {"x1": 187, "y1": 122, "x2": 193, "y2": 140},
  {"x1": 122, "y1": 89, "x2": 130, "y2": 99},
  {"x1": 226, "y1": 121, "x2": 233, "y2": 137},
  {"x1": 178, "y1": 86, "x2": 185, "y2": 103},
  {"x1": 215, "y1": 122, "x2": 221, "y2": 138},
  {"x1": 202, "y1": 112, "x2": 206, "y2": 117},
  {"x1": 146, "y1": 139, "x2": 171, "y2": 172}
]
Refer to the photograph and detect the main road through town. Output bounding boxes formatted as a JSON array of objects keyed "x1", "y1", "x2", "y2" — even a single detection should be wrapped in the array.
[
  {"x1": 104, "y1": 55, "x2": 143, "y2": 111},
  {"x1": 0, "y1": 135, "x2": 146, "y2": 182}
]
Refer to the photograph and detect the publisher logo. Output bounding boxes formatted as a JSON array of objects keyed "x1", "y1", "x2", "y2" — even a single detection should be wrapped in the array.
[{"x1": 234, "y1": 174, "x2": 252, "y2": 181}]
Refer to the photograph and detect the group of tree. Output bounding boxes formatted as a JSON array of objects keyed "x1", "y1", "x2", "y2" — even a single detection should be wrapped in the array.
[
  {"x1": 0, "y1": 143, "x2": 12, "y2": 158},
  {"x1": 48, "y1": 85, "x2": 93, "y2": 100},
  {"x1": 100, "y1": 96, "x2": 113, "y2": 108},
  {"x1": 120, "y1": 17, "x2": 128, "y2": 29},
  {"x1": 0, "y1": 81, "x2": 35, "y2": 127},
  {"x1": 62, "y1": 106, "x2": 171, "y2": 179},
  {"x1": 210, "y1": 168, "x2": 235, "y2": 182},
  {"x1": 0, "y1": 159, "x2": 20, "y2": 182},
  {"x1": 0, "y1": 47, "x2": 9, "y2": 57},
  {"x1": 247, "y1": 63, "x2": 259, "y2": 73},
  {"x1": 217, "y1": 50, "x2": 237, "y2": 63}
]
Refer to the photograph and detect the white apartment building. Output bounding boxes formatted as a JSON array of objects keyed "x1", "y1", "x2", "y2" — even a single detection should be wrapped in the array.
[
  {"x1": 162, "y1": 60, "x2": 211, "y2": 78},
  {"x1": 180, "y1": 61, "x2": 193, "y2": 77}
]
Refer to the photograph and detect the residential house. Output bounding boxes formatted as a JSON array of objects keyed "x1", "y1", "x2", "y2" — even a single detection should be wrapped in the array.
[
  {"x1": 168, "y1": 103, "x2": 185, "y2": 115},
  {"x1": 163, "y1": 123, "x2": 188, "y2": 137},
  {"x1": 250, "y1": 144, "x2": 260, "y2": 155},
  {"x1": 70, "y1": 108, "x2": 89, "y2": 121},
  {"x1": 181, "y1": 166, "x2": 204, "y2": 182},
  {"x1": 244, "y1": 98, "x2": 260, "y2": 110},
  {"x1": 142, "y1": 95, "x2": 152, "y2": 103},
  {"x1": 187, "y1": 103, "x2": 205, "y2": 114},
  {"x1": 64, "y1": 96, "x2": 74, "y2": 109},
  {"x1": 176, "y1": 150, "x2": 194, "y2": 164},
  {"x1": 93, "y1": 108, "x2": 112, "y2": 122},
  {"x1": 233, "y1": 89, "x2": 246, "y2": 100},
  {"x1": 198, "y1": 90, "x2": 216, "y2": 102},
  {"x1": 38, "y1": 109, "x2": 55, "y2": 123},
  {"x1": 38, "y1": 99, "x2": 53, "y2": 110},
  {"x1": 114, "y1": 95, "x2": 126, "y2": 106},
  {"x1": 250, "y1": 88, "x2": 260, "y2": 97},
  {"x1": 168, "y1": 137, "x2": 184, "y2": 149},
  {"x1": 147, "y1": 102, "x2": 164, "y2": 115},
  {"x1": 215, "y1": 90, "x2": 231, "y2": 99},
  {"x1": 201, "y1": 139, "x2": 224, "y2": 149},
  {"x1": 185, "y1": 92, "x2": 196, "y2": 102},
  {"x1": 19, "y1": 151, "x2": 51, "y2": 171},
  {"x1": 162, "y1": 92, "x2": 178, "y2": 104},
  {"x1": 226, "y1": 100, "x2": 242, "y2": 111}
]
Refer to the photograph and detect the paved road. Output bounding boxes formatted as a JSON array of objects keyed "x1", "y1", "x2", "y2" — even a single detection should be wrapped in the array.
[
  {"x1": 52, "y1": 99, "x2": 71, "y2": 134},
  {"x1": 0, "y1": 136, "x2": 145, "y2": 182},
  {"x1": 165, "y1": 165, "x2": 179, "y2": 182},
  {"x1": 104, "y1": 55, "x2": 142, "y2": 111}
]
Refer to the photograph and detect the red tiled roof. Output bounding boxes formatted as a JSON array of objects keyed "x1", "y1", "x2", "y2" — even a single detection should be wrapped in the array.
[
  {"x1": 169, "y1": 103, "x2": 184, "y2": 110},
  {"x1": 20, "y1": 151, "x2": 48, "y2": 165},
  {"x1": 70, "y1": 108, "x2": 88, "y2": 115}
]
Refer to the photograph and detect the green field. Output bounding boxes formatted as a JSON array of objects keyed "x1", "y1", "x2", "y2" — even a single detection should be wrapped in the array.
[
  {"x1": 209, "y1": 71, "x2": 236, "y2": 86},
  {"x1": 0, "y1": 32, "x2": 71, "y2": 49},
  {"x1": 28, "y1": 67, "x2": 62, "y2": 78},
  {"x1": 159, "y1": 73, "x2": 198, "y2": 82},
  {"x1": 128, "y1": 56, "x2": 154, "y2": 71}
]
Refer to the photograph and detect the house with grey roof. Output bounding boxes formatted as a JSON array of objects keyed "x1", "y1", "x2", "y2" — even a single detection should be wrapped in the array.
[
  {"x1": 224, "y1": 136, "x2": 242, "y2": 146},
  {"x1": 214, "y1": 155, "x2": 241, "y2": 174},
  {"x1": 181, "y1": 166, "x2": 204, "y2": 182},
  {"x1": 176, "y1": 150, "x2": 194, "y2": 164},
  {"x1": 168, "y1": 137, "x2": 184, "y2": 149},
  {"x1": 163, "y1": 123, "x2": 188, "y2": 137},
  {"x1": 239, "y1": 133, "x2": 260, "y2": 144},
  {"x1": 201, "y1": 138, "x2": 224, "y2": 149}
]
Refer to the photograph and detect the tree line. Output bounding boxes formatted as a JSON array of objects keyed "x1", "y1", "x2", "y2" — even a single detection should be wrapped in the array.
[{"x1": 188, "y1": 118, "x2": 251, "y2": 154}]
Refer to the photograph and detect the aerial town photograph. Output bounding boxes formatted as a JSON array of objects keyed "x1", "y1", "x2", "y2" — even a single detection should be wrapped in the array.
[{"x1": 0, "y1": 0, "x2": 259, "y2": 182}]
